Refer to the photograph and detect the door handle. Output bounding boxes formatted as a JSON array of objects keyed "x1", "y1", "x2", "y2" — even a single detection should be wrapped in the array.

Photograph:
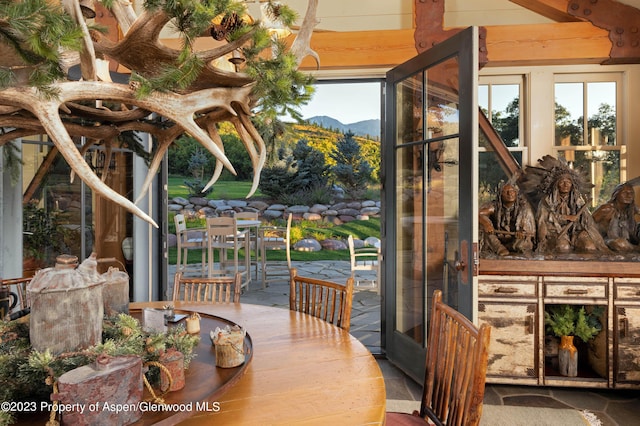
[{"x1": 457, "y1": 240, "x2": 469, "y2": 284}]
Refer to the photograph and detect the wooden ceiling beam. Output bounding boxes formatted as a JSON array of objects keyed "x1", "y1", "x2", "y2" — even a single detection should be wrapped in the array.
[
  {"x1": 162, "y1": 23, "x2": 611, "y2": 71},
  {"x1": 567, "y1": 0, "x2": 640, "y2": 64},
  {"x1": 294, "y1": 22, "x2": 611, "y2": 70},
  {"x1": 160, "y1": 0, "x2": 636, "y2": 71},
  {"x1": 508, "y1": 0, "x2": 582, "y2": 22},
  {"x1": 295, "y1": 29, "x2": 418, "y2": 70},
  {"x1": 484, "y1": 22, "x2": 611, "y2": 66}
]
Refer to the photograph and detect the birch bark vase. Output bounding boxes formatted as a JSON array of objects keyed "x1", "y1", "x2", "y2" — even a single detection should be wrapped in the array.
[{"x1": 559, "y1": 335, "x2": 578, "y2": 376}]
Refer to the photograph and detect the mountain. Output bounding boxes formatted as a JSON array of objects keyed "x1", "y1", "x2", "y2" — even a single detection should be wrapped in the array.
[{"x1": 307, "y1": 116, "x2": 380, "y2": 139}]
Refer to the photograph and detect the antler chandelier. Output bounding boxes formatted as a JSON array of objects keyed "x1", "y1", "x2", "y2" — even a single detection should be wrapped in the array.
[{"x1": 0, "y1": 0, "x2": 319, "y2": 227}]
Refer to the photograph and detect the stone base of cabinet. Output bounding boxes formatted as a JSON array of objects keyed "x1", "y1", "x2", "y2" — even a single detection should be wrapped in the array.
[{"x1": 479, "y1": 259, "x2": 640, "y2": 389}]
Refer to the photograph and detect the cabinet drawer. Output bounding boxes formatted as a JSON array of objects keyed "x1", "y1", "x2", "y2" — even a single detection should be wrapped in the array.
[
  {"x1": 479, "y1": 275, "x2": 538, "y2": 298},
  {"x1": 543, "y1": 276, "x2": 608, "y2": 299},
  {"x1": 614, "y1": 278, "x2": 640, "y2": 300}
]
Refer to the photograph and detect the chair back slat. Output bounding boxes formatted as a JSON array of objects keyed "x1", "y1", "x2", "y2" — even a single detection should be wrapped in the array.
[
  {"x1": 1, "y1": 277, "x2": 31, "y2": 310},
  {"x1": 420, "y1": 290, "x2": 491, "y2": 426},
  {"x1": 173, "y1": 272, "x2": 241, "y2": 303},
  {"x1": 206, "y1": 216, "x2": 237, "y2": 242},
  {"x1": 289, "y1": 268, "x2": 354, "y2": 331},
  {"x1": 235, "y1": 211, "x2": 259, "y2": 220}
]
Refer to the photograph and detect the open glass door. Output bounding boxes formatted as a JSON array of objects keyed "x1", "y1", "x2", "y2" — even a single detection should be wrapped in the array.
[{"x1": 383, "y1": 27, "x2": 479, "y2": 381}]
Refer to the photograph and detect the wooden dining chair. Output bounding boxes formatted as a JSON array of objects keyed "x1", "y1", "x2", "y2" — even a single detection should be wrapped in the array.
[
  {"x1": 289, "y1": 267, "x2": 354, "y2": 331},
  {"x1": 172, "y1": 272, "x2": 242, "y2": 303},
  {"x1": 386, "y1": 290, "x2": 491, "y2": 426},
  {"x1": 174, "y1": 214, "x2": 206, "y2": 274}
]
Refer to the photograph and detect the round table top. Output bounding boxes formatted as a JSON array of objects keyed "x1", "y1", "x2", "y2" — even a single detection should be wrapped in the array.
[{"x1": 130, "y1": 301, "x2": 386, "y2": 425}]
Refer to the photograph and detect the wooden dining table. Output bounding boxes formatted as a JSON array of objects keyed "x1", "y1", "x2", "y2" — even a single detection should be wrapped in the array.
[{"x1": 130, "y1": 301, "x2": 386, "y2": 425}]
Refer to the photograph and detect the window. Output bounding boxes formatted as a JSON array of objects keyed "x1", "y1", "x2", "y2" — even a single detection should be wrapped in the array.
[
  {"x1": 554, "y1": 73, "x2": 622, "y2": 206},
  {"x1": 478, "y1": 76, "x2": 526, "y2": 205}
]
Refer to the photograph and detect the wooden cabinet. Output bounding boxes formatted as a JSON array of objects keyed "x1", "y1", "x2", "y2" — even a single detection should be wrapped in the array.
[
  {"x1": 478, "y1": 275, "x2": 539, "y2": 384},
  {"x1": 613, "y1": 277, "x2": 640, "y2": 387},
  {"x1": 479, "y1": 259, "x2": 640, "y2": 389}
]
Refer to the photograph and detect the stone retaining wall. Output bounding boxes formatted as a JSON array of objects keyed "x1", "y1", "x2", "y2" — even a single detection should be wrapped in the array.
[{"x1": 169, "y1": 196, "x2": 381, "y2": 223}]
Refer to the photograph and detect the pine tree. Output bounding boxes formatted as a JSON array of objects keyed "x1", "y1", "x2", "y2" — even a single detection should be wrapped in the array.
[{"x1": 330, "y1": 131, "x2": 373, "y2": 198}]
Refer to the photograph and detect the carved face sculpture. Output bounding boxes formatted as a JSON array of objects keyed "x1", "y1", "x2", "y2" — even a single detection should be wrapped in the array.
[
  {"x1": 615, "y1": 184, "x2": 635, "y2": 206},
  {"x1": 556, "y1": 175, "x2": 574, "y2": 196},
  {"x1": 500, "y1": 184, "x2": 518, "y2": 204}
]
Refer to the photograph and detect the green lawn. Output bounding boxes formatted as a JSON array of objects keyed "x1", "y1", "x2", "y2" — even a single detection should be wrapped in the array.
[{"x1": 168, "y1": 176, "x2": 264, "y2": 200}]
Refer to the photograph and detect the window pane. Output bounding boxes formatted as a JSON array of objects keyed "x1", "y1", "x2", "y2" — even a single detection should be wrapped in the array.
[
  {"x1": 426, "y1": 58, "x2": 459, "y2": 138},
  {"x1": 396, "y1": 144, "x2": 425, "y2": 344},
  {"x1": 587, "y1": 82, "x2": 616, "y2": 146},
  {"x1": 555, "y1": 82, "x2": 584, "y2": 146},
  {"x1": 396, "y1": 72, "x2": 424, "y2": 144},
  {"x1": 479, "y1": 84, "x2": 489, "y2": 116},
  {"x1": 490, "y1": 84, "x2": 520, "y2": 147}
]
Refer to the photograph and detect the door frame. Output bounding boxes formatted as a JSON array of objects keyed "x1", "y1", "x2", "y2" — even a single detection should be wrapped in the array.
[{"x1": 382, "y1": 26, "x2": 479, "y2": 381}]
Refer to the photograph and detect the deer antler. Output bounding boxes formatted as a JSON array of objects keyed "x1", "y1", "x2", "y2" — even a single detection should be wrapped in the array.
[{"x1": 290, "y1": 0, "x2": 320, "y2": 67}]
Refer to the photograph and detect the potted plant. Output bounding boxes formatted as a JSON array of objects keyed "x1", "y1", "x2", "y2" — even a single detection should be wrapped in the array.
[
  {"x1": 22, "y1": 201, "x2": 67, "y2": 275},
  {"x1": 544, "y1": 304, "x2": 603, "y2": 377}
]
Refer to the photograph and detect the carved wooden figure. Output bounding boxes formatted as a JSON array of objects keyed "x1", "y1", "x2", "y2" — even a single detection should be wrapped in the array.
[
  {"x1": 592, "y1": 180, "x2": 640, "y2": 252},
  {"x1": 479, "y1": 181, "x2": 535, "y2": 257}
]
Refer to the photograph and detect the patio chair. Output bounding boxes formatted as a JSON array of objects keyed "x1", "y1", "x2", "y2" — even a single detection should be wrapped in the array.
[
  {"x1": 174, "y1": 214, "x2": 206, "y2": 274},
  {"x1": 235, "y1": 211, "x2": 260, "y2": 279},
  {"x1": 348, "y1": 234, "x2": 381, "y2": 290},
  {"x1": 289, "y1": 267, "x2": 354, "y2": 331},
  {"x1": 259, "y1": 213, "x2": 292, "y2": 287},
  {"x1": 172, "y1": 272, "x2": 242, "y2": 303},
  {"x1": 206, "y1": 216, "x2": 250, "y2": 288},
  {"x1": 386, "y1": 290, "x2": 491, "y2": 426}
]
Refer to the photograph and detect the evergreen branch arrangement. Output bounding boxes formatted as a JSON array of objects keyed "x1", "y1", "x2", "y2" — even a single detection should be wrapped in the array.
[
  {"x1": 544, "y1": 304, "x2": 604, "y2": 342},
  {"x1": 0, "y1": 313, "x2": 199, "y2": 410}
]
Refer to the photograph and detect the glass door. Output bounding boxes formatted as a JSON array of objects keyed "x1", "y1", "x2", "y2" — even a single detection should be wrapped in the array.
[{"x1": 383, "y1": 27, "x2": 479, "y2": 381}]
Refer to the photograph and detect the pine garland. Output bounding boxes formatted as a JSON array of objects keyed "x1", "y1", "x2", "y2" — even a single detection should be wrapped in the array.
[{"x1": 0, "y1": 313, "x2": 200, "y2": 409}]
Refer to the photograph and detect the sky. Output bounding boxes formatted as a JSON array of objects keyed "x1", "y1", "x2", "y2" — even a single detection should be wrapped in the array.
[
  {"x1": 291, "y1": 80, "x2": 615, "y2": 126},
  {"x1": 293, "y1": 82, "x2": 382, "y2": 124}
]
